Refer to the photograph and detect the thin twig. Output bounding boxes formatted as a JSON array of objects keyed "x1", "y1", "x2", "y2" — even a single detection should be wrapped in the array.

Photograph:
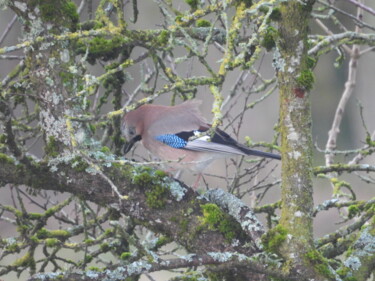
[
  {"x1": 325, "y1": 3, "x2": 362, "y2": 167},
  {"x1": 344, "y1": 0, "x2": 375, "y2": 16},
  {"x1": 314, "y1": 19, "x2": 352, "y2": 54},
  {"x1": 0, "y1": 14, "x2": 17, "y2": 46}
]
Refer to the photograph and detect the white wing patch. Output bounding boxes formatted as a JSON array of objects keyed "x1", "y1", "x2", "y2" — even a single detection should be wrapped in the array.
[{"x1": 184, "y1": 139, "x2": 247, "y2": 155}]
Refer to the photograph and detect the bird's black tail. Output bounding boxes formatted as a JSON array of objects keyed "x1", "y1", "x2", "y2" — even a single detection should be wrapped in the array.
[
  {"x1": 239, "y1": 146, "x2": 281, "y2": 160},
  {"x1": 212, "y1": 128, "x2": 281, "y2": 160}
]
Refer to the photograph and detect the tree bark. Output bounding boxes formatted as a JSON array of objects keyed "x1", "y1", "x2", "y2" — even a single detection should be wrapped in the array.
[{"x1": 276, "y1": 1, "x2": 333, "y2": 280}]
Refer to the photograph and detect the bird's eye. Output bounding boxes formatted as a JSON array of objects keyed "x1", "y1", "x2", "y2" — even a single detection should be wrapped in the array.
[
  {"x1": 121, "y1": 122, "x2": 137, "y2": 139},
  {"x1": 128, "y1": 126, "x2": 136, "y2": 137}
]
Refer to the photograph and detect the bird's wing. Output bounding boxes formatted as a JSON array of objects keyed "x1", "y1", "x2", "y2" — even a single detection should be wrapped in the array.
[
  {"x1": 154, "y1": 131, "x2": 245, "y2": 155},
  {"x1": 147, "y1": 100, "x2": 208, "y2": 136},
  {"x1": 154, "y1": 128, "x2": 281, "y2": 160},
  {"x1": 145, "y1": 100, "x2": 281, "y2": 160}
]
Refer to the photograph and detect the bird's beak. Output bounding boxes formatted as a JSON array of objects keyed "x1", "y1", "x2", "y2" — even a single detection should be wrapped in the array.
[{"x1": 123, "y1": 135, "x2": 141, "y2": 154}]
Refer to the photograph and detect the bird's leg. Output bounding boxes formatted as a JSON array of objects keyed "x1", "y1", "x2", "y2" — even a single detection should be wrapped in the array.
[
  {"x1": 174, "y1": 169, "x2": 183, "y2": 180},
  {"x1": 192, "y1": 173, "x2": 203, "y2": 189}
]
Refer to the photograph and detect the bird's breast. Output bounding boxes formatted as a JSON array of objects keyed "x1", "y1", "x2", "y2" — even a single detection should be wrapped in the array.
[{"x1": 143, "y1": 138, "x2": 218, "y2": 172}]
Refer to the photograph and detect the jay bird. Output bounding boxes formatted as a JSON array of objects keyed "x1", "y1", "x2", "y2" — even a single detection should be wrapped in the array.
[{"x1": 121, "y1": 100, "x2": 280, "y2": 177}]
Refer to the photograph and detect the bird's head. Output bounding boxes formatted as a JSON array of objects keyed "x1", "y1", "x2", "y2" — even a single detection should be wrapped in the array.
[{"x1": 121, "y1": 107, "x2": 143, "y2": 154}]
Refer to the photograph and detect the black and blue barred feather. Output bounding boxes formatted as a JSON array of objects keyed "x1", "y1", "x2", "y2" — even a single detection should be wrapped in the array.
[{"x1": 154, "y1": 134, "x2": 188, "y2": 148}]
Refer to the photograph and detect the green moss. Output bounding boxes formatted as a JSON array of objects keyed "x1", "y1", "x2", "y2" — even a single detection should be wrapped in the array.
[
  {"x1": 133, "y1": 167, "x2": 170, "y2": 209},
  {"x1": 59, "y1": 71, "x2": 74, "y2": 86},
  {"x1": 199, "y1": 203, "x2": 242, "y2": 241},
  {"x1": 157, "y1": 30, "x2": 169, "y2": 45},
  {"x1": 259, "y1": 6, "x2": 282, "y2": 21},
  {"x1": 0, "y1": 134, "x2": 6, "y2": 144},
  {"x1": 38, "y1": 3, "x2": 56, "y2": 20},
  {"x1": 175, "y1": 15, "x2": 184, "y2": 25},
  {"x1": 100, "y1": 242, "x2": 110, "y2": 252},
  {"x1": 14, "y1": 95, "x2": 25, "y2": 106},
  {"x1": 305, "y1": 250, "x2": 335, "y2": 279},
  {"x1": 5, "y1": 242, "x2": 20, "y2": 253},
  {"x1": 49, "y1": 230, "x2": 70, "y2": 239},
  {"x1": 30, "y1": 236, "x2": 39, "y2": 243},
  {"x1": 16, "y1": 224, "x2": 31, "y2": 234},
  {"x1": 100, "y1": 146, "x2": 111, "y2": 153},
  {"x1": 14, "y1": 209, "x2": 23, "y2": 218},
  {"x1": 196, "y1": 19, "x2": 211, "y2": 27},
  {"x1": 331, "y1": 178, "x2": 353, "y2": 198},
  {"x1": 84, "y1": 239, "x2": 94, "y2": 245},
  {"x1": 345, "y1": 248, "x2": 353, "y2": 258},
  {"x1": 103, "y1": 62, "x2": 126, "y2": 91},
  {"x1": 133, "y1": 171, "x2": 153, "y2": 186},
  {"x1": 296, "y1": 69, "x2": 315, "y2": 91},
  {"x1": 104, "y1": 228, "x2": 114, "y2": 236},
  {"x1": 84, "y1": 255, "x2": 93, "y2": 263},
  {"x1": 12, "y1": 252, "x2": 35, "y2": 267},
  {"x1": 88, "y1": 266, "x2": 102, "y2": 271},
  {"x1": 45, "y1": 238, "x2": 60, "y2": 247},
  {"x1": 63, "y1": 1, "x2": 79, "y2": 25},
  {"x1": 235, "y1": 0, "x2": 252, "y2": 8},
  {"x1": 338, "y1": 253, "x2": 360, "y2": 280},
  {"x1": 185, "y1": 0, "x2": 199, "y2": 10},
  {"x1": 89, "y1": 124, "x2": 97, "y2": 134},
  {"x1": 201, "y1": 204, "x2": 222, "y2": 225},
  {"x1": 109, "y1": 162, "x2": 132, "y2": 180},
  {"x1": 59, "y1": 69, "x2": 81, "y2": 95},
  {"x1": 261, "y1": 224, "x2": 287, "y2": 254},
  {"x1": 0, "y1": 153, "x2": 14, "y2": 164},
  {"x1": 270, "y1": 7, "x2": 282, "y2": 21},
  {"x1": 365, "y1": 134, "x2": 375, "y2": 146},
  {"x1": 336, "y1": 266, "x2": 350, "y2": 278},
  {"x1": 45, "y1": 136, "x2": 59, "y2": 158},
  {"x1": 178, "y1": 275, "x2": 198, "y2": 281},
  {"x1": 71, "y1": 156, "x2": 89, "y2": 172},
  {"x1": 28, "y1": 212, "x2": 43, "y2": 220},
  {"x1": 120, "y1": 252, "x2": 132, "y2": 260},
  {"x1": 315, "y1": 263, "x2": 334, "y2": 278},
  {"x1": 145, "y1": 184, "x2": 168, "y2": 209},
  {"x1": 36, "y1": 228, "x2": 70, "y2": 240},
  {"x1": 154, "y1": 170, "x2": 168, "y2": 177},
  {"x1": 79, "y1": 20, "x2": 104, "y2": 30},
  {"x1": 306, "y1": 56, "x2": 317, "y2": 69},
  {"x1": 77, "y1": 36, "x2": 127, "y2": 64},
  {"x1": 348, "y1": 205, "x2": 360, "y2": 218},
  {"x1": 45, "y1": 205, "x2": 61, "y2": 217},
  {"x1": 261, "y1": 26, "x2": 277, "y2": 51},
  {"x1": 344, "y1": 278, "x2": 357, "y2": 281},
  {"x1": 155, "y1": 235, "x2": 169, "y2": 248},
  {"x1": 32, "y1": 0, "x2": 78, "y2": 31}
]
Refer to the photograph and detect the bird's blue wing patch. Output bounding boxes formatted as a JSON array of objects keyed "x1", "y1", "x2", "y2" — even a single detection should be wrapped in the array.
[{"x1": 155, "y1": 134, "x2": 187, "y2": 149}]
